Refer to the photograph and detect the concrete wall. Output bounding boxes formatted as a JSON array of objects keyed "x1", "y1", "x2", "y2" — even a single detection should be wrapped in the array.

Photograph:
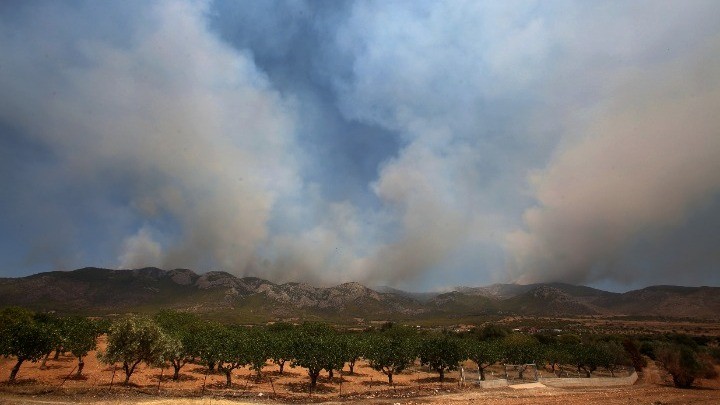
[
  {"x1": 540, "y1": 371, "x2": 638, "y2": 388},
  {"x1": 476, "y1": 379, "x2": 509, "y2": 388}
]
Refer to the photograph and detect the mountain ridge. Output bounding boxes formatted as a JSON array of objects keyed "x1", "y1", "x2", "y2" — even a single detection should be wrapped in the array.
[{"x1": 1, "y1": 267, "x2": 718, "y2": 320}]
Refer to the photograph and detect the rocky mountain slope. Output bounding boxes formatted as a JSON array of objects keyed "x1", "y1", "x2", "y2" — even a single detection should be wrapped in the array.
[{"x1": 0, "y1": 267, "x2": 718, "y2": 320}]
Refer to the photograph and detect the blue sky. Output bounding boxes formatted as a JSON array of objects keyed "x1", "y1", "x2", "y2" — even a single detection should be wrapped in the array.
[{"x1": 1, "y1": 0, "x2": 719, "y2": 291}]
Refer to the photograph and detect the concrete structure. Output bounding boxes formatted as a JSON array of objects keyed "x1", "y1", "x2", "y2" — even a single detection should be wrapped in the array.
[
  {"x1": 476, "y1": 379, "x2": 509, "y2": 388},
  {"x1": 540, "y1": 371, "x2": 638, "y2": 388}
]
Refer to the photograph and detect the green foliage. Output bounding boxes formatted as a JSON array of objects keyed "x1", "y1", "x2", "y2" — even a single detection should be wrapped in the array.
[
  {"x1": 100, "y1": 316, "x2": 172, "y2": 385},
  {"x1": 708, "y1": 346, "x2": 720, "y2": 364},
  {"x1": 342, "y1": 332, "x2": 367, "y2": 374},
  {"x1": 186, "y1": 320, "x2": 225, "y2": 371},
  {"x1": 268, "y1": 324, "x2": 294, "y2": 374},
  {"x1": 501, "y1": 333, "x2": 540, "y2": 365},
  {"x1": 63, "y1": 316, "x2": 100, "y2": 376},
  {"x1": 464, "y1": 339, "x2": 502, "y2": 380},
  {"x1": 289, "y1": 322, "x2": 339, "y2": 387},
  {"x1": 622, "y1": 338, "x2": 647, "y2": 371},
  {"x1": 418, "y1": 332, "x2": 464, "y2": 381},
  {"x1": 639, "y1": 340, "x2": 656, "y2": 360},
  {"x1": 475, "y1": 324, "x2": 510, "y2": 341},
  {"x1": 246, "y1": 327, "x2": 272, "y2": 381},
  {"x1": 0, "y1": 307, "x2": 55, "y2": 381},
  {"x1": 154, "y1": 310, "x2": 200, "y2": 380},
  {"x1": 364, "y1": 325, "x2": 418, "y2": 384},
  {"x1": 656, "y1": 344, "x2": 701, "y2": 388},
  {"x1": 215, "y1": 325, "x2": 249, "y2": 387}
]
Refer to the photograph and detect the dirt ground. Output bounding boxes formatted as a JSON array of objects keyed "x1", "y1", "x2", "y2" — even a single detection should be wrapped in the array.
[{"x1": 1, "y1": 336, "x2": 719, "y2": 404}]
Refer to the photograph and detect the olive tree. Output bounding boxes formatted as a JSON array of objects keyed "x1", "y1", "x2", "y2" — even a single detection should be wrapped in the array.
[
  {"x1": 465, "y1": 339, "x2": 502, "y2": 381},
  {"x1": 99, "y1": 316, "x2": 172, "y2": 385},
  {"x1": 154, "y1": 310, "x2": 199, "y2": 380},
  {"x1": 342, "y1": 333, "x2": 366, "y2": 375},
  {"x1": 419, "y1": 332, "x2": 464, "y2": 381},
  {"x1": 63, "y1": 316, "x2": 100, "y2": 377},
  {"x1": 246, "y1": 327, "x2": 272, "y2": 381},
  {"x1": 0, "y1": 307, "x2": 55, "y2": 382},
  {"x1": 215, "y1": 326, "x2": 249, "y2": 387},
  {"x1": 500, "y1": 334, "x2": 540, "y2": 379},
  {"x1": 267, "y1": 322, "x2": 294, "y2": 373},
  {"x1": 289, "y1": 322, "x2": 338, "y2": 387},
  {"x1": 655, "y1": 343, "x2": 707, "y2": 388},
  {"x1": 365, "y1": 325, "x2": 418, "y2": 385}
]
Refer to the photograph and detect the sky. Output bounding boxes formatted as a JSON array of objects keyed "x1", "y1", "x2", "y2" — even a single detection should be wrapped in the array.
[{"x1": 1, "y1": 0, "x2": 719, "y2": 291}]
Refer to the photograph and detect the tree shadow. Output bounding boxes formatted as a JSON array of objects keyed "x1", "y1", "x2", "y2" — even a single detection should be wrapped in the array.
[
  {"x1": 188, "y1": 366, "x2": 219, "y2": 375},
  {"x1": 0, "y1": 378, "x2": 39, "y2": 386},
  {"x1": 56, "y1": 374, "x2": 89, "y2": 381},
  {"x1": 359, "y1": 379, "x2": 407, "y2": 387},
  {"x1": 414, "y1": 376, "x2": 459, "y2": 384},
  {"x1": 40, "y1": 364, "x2": 66, "y2": 370},
  {"x1": 266, "y1": 370, "x2": 302, "y2": 378},
  {"x1": 149, "y1": 372, "x2": 198, "y2": 383},
  {"x1": 283, "y1": 381, "x2": 335, "y2": 394}
]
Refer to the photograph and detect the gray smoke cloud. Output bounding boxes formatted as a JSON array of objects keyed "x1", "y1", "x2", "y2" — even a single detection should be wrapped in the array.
[
  {"x1": 0, "y1": 1, "x2": 300, "y2": 273},
  {"x1": 507, "y1": 37, "x2": 720, "y2": 284},
  {"x1": 2, "y1": 0, "x2": 720, "y2": 289}
]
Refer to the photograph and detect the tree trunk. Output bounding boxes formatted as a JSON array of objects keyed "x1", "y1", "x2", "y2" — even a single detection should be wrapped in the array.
[
  {"x1": 225, "y1": 370, "x2": 232, "y2": 387},
  {"x1": 9, "y1": 358, "x2": 24, "y2": 382},
  {"x1": 278, "y1": 360, "x2": 285, "y2": 374},
  {"x1": 123, "y1": 361, "x2": 138, "y2": 385},
  {"x1": 53, "y1": 347, "x2": 62, "y2": 360},
  {"x1": 328, "y1": 368, "x2": 334, "y2": 379},
  {"x1": 76, "y1": 357, "x2": 85, "y2": 376},
  {"x1": 310, "y1": 371, "x2": 319, "y2": 387},
  {"x1": 349, "y1": 360, "x2": 355, "y2": 374},
  {"x1": 208, "y1": 361, "x2": 215, "y2": 372},
  {"x1": 387, "y1": 372, "x2": 393, "y2": 385},
  {"x1": 439, "y1": 368, "x2": 445, "y2": 381},
  {"x1": 173, "y1": 365, "x2": 181, "y2": 380},
  {"x1": 479, "y1": 367, "x2": 486, "y2": 381},
  {"x1": 40, "y1": 352, "x2": 51, "y2": 370}
]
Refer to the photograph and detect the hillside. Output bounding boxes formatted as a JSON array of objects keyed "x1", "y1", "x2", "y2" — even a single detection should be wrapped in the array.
[{"x1": 0, "y1": 267, "x2": 718, "y2": 321}]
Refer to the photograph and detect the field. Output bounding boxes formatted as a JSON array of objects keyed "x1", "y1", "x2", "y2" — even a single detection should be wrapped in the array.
[{"x1": 2, "y1": 326, "x2": 720, "y2": 404}]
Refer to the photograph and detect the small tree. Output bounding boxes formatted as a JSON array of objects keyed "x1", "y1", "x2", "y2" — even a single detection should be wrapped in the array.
[
  {"x1": 501, "y1": 334, "x2": 540, "y2": 379},
  {"x1": 290, "y1": 322, "x2": 338, "y2": 387},
  {"x1": 268, "y1": 322, "x2": 294, "y2": 373},
  {"x1": 343, "y1": 333, "x2": 366, "y2": 374},
  {"x1": 656, "y1": 343, "x2": 703, "y2": 388},
  {"x1": 622, "y1": 339, "x2": 647, "y2": 372},
  {"x1": 365, "y1": 325, "x2": 418, "y2": 385},
  {"x1": 99, "y1": 316, "x2": 171, "y2": 385},
  {"x1": 542, "y1": 343, "x2": 573, "y2": 377},
  {"x1": 32, "y1": 312, "x2": 65, "y2": 369},
  {"x1": 215, "y1": 326, "x2": 249, "y2": 387},
  {"x1": 0, "y1": 307, "x2": 55, "y2": 382},
  {"x1": 246, "y1": 328, "x2": 272, "y2": 381},
  {"x1": 465, "y1": 339, "x2": 502, "y2": 381},
  {"x1": 419, "y1": 332, "x2": 464, "y2": 381},
  {"x1": 63, "y1": 316, "x2": 100, "y2": 377},
  {"x1": 320, "y1": 332, "x2": 345, "y2": 379},
  {"x1": 187, "y1": 321, "x2": 225, "y2": 372},
  {"x1": 154, "y1": 310, "x2": 198, "y2": 380},
  {"x1": 598, "y1": 342, "x2": 631, "y2": 377}
]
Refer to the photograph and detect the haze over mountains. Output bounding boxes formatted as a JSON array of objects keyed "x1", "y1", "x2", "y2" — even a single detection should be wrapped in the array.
[{"x1": 1, "y1": 267, "x2": 718, "y2": 321}]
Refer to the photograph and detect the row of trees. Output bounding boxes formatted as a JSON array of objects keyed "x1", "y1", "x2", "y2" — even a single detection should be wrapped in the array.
[
  {"x1": 2, "y1": 309, "x2": 634, "y2": 387},
  {"x1": 5, "y1": 308, "x2": 715, "y2": 389},
  {"x1": 0, "y1": 307, "x2": 103, "y2": 381}
]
